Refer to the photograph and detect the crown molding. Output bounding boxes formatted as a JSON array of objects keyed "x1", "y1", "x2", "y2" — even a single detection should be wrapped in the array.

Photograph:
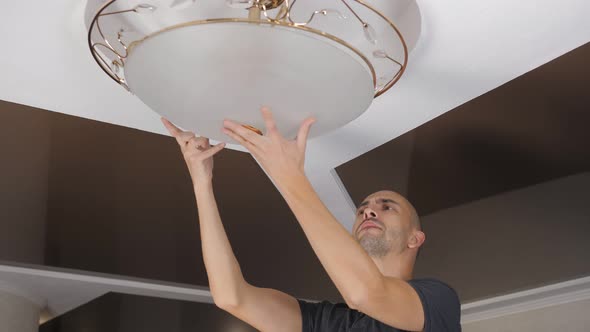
[
  {"x1": 461, "y1": 276, "x2": 590, "y2": 324},
  {"x1": 1, "y1": 261, "x2": 588, "y2": 325},
  {"x1": 0, "y1": 280, "x2": 47, "y2": 308}
]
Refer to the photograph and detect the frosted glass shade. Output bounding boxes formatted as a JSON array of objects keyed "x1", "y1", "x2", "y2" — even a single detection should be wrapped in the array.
[{"x1": 124, "y1": 22, "x2": 375, "y2": 142}]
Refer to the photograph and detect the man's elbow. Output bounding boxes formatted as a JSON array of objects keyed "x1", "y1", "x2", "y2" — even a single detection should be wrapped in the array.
[
  {"x1": 211, "y1": 280, "x2": 249, "y2": 312},
  {"x1": 343, "y1": 282, "x2": 383, "y2": 311},
  {"x1": 213, "y1": 294, "x2": 242, "y2": 312},
  {"x1": 344, "y1": 292, "x2": 367, "y2": 311},
  {"x1": 212, "y1": 285, "x2": 246, "y2": 312}
]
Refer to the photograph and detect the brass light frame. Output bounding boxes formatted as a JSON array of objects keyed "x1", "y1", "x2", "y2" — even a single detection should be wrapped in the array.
[{"x1": 88, "y1": 0, "x2": 408, "y2": 97}]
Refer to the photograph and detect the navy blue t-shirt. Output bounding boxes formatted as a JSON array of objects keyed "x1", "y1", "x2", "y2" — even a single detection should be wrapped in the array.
[{"x1": 298, "y1": 278, "x2": 461, "y2": 332}]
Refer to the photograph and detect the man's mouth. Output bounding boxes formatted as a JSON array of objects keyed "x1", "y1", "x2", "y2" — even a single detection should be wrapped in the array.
[{"x1": 358, "y1": 219, "x2": 382, "y2": 233}]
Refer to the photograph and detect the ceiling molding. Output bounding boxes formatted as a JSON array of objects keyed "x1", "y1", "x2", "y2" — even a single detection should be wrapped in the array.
[
  {"x1": 2, "y1": 261, "x2": 589, "y2": 326},
  {"x1": 0, "y1": 280, "x2": 47, "y2": 308},
  {"x1": 306, "y1": 166, "x2": 357, "y2": 231},
  {"x1": 0, "y1": 261, "x2": 213, "y2": 321},
  {"x1": 461, "y1": 276, "x2": 590, "y2": 324}
]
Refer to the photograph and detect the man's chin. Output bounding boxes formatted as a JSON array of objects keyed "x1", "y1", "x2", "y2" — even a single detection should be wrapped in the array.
[
  {"x1": 357, "y1": 231, "x2": 380, "y2": 242},
  {"x1": 358, "y1": 236, "x2": 391, "y2": 258}
]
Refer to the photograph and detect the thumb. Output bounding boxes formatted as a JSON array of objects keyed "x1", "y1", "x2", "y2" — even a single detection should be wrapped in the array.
[
  {"x1": 200, "y1": 142, "x2": 226, "y2": 160},
  {"x1": 296, "y1": 117, "x2": 316, "y2": 151}
]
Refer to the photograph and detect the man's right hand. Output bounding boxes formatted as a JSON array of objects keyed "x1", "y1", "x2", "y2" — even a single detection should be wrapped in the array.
[{"x1": 161, "y1": 118, "x2": 225, "y2": 186}]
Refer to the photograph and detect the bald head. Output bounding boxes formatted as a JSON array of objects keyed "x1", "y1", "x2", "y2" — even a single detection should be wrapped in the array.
[
  {"x1": 352, "y1": 190, "x2": 424, "y2": 258},
  {"x1": 361, "y1": 190, "x2": 421, "y2": 231}
]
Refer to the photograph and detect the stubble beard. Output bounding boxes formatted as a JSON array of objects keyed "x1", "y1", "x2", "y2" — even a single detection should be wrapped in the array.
[{"x1": 357, "y1": 231, "x2": 392, "y2": 258}]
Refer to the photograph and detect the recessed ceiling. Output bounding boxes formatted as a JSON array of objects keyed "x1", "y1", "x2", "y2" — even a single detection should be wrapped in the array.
[{"x1": 1, "y1": 0, "x2": 589, "y2": 228}]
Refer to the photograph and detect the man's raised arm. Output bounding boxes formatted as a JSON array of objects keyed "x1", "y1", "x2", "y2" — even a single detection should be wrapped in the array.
[
  {"x1": 162, "y1": 118, "x2": 301, "y2": 332},
  {"x1": 222, "y1": 109, "x2": 425, "y2": 332}
]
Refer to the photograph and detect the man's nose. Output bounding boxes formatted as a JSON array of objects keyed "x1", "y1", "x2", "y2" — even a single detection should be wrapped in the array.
[{"x1": 363, "y1": 207, "x2": 377, "y2": 219}]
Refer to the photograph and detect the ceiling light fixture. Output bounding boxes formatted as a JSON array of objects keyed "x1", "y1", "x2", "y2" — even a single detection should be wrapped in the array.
[{"x1": 86, "y1": 0, "x2": 420, "y2": 142}]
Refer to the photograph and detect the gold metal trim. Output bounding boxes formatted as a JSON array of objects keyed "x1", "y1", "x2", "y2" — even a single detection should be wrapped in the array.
[
  {"x1": 88, "y1": 0, "x2": 408, "y2": 98},
  {"x1": 88, "y1": 0, "x2": 123, "y2": 85},
  {"x1": 354, "y1": 0, "x2": 409, "y2": 97}
]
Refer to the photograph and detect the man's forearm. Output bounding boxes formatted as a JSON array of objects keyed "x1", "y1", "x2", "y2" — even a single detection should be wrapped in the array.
[
  {"x1": 275, "y1": 171, "x2": 384, "y2": 306},
  {"x1": 194, "y1": 182, "x2": 247, "y2": 308}
]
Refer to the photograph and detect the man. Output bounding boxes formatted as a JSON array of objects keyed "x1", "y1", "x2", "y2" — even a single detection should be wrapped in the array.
[{"x1": 162, "y1": 107, "x2": 461, "y2": 332}]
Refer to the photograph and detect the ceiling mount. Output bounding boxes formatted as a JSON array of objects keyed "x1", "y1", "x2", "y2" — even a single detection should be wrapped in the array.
[{"x1": 254, "y1": 0, "x2": 285, "y2": 10}]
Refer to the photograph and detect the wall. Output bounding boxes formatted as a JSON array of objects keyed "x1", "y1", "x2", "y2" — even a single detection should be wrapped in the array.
[{"x1": 415, "y1": 172, "x2": 590, "y2": 301}]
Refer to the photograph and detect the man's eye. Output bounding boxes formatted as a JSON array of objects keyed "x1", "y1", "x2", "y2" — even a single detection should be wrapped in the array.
[
  {"x1": 383, "y1": 205, "x2": 392, "y2": 211},
  {"x1": 358, "y1": 209, "x2": 364, "y2": 215}
]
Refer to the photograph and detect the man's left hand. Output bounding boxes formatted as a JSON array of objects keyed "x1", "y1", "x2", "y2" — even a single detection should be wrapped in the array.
[{"x1": 222, "y1": 107, "x2": 315, "y2": 184}]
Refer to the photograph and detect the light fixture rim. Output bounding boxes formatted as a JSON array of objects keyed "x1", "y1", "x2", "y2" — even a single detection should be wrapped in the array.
[
  {"x1": 355, "y1": 0, "x2": 409, "y2": 97},
  {"x1": 87, "y1": 0, "x2": 409, "y2": 98}
]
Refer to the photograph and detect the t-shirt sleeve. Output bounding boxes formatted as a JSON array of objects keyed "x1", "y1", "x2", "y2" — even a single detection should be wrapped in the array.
[
  {"x1": 297, "y1": 299, "x2": 344, "y2": 332},
  {"x1": 298, "y1": 299, "x2": 317, "y2": 332},
  {"x1": 408, "y1": 279, "x2": 462, "y2": 332}
]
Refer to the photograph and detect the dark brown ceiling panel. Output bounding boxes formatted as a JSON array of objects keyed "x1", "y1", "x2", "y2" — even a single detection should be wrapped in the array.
[
  {"x1": 338, "y1": 42, "x2": 590, "y2": 216},
  {"x1": 39, "y1": 293, "x2": 256, "y2": 332},
  {"x1": 0, "y1": 101, "x2": 341, "y2": 303},
  {"x1": 0, "y1": 103, "x2": 51, "y2": 265},
  {"x1": 414, "y1": 172, "x2": 590, "y2": 301},
  {"x1": 44, "y1": 111, "x2": 341, "y2": 301},
  {"x1": 336, "y1": 130, "x2": 415, "y2": 205}
]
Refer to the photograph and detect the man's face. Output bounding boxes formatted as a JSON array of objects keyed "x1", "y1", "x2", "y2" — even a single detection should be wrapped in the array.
[{"x1": 352, "y1": 191, "x2": 416, "y2": 257}]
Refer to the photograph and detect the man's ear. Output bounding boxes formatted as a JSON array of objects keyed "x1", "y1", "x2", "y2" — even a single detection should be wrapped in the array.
[{"x1": 408, "y1": 231, "x2": 426, "y2": 249}]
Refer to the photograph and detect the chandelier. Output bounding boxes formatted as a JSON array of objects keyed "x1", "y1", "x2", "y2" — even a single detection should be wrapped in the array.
[{"x1": 86, "y1": 0, "x2": 419, "y2": 142}]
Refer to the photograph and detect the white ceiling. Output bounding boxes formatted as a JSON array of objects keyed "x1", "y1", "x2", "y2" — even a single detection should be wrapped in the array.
[{"x1": 1, "y1": 0, "x2": 589, "y2": 229}]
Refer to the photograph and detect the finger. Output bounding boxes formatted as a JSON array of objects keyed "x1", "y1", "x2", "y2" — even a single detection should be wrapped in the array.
[
  {"x1": 161, "y1": 117, "x2": 196, "y2": 148},
  {"x1": 223, "y1": 119, "x2": 263, "y2": 146},
  {"x1": 242, "y1": 125, "x2": 263, "y2": 136},
  {"x1": 198, "y1": 142, "x2": 226, "y2": 160},
  {"x1": 296, "y1": 117, "x2": 316, "y2": 150},
  {"x1": 222, "y1": 128, "x2": 261, "y2": 155},
  {"x1": 261, "y1": 107, "x2": 277, "y2": 134},
  {"x1": 180, "y1": 132, "x2": 196, "y2": 143},
  {"x1": 185, "y1": 142, "x2": 224, "y2": 159},
  {"x1": 178, "y1": 132, "x2": 196, "y2": 150},
  {"x1": 183, "y1": 141, "x2": 221, "y2": 160},
  {"x1": 161, "y1": 118, "x2": 181, "y2": 137},
  {"x1": 188, "y1": 136, "x2": 209, "y2": 150}
]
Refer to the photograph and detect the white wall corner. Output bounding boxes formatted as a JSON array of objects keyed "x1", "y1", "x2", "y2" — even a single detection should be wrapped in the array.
[{"x1": 306, "y1": 166, "x2": 356, "y2": 231}]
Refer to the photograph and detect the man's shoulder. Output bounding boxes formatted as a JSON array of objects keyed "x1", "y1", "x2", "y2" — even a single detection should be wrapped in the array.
[
  {"x1": 409, "y1": 278, "x2": 458, "y2": 292},
  {"x1": 297, "y1": 299, "x2": 360, "y2": 320},
  {"x1": 298, "y1": 299, "x2": 363, "y2": 331},
  {"x1": 297, "y1": 299, "x2": 350, "y2": 311},
  {"x1": 408, "y1": 277, "x2": 460, "y2": 304},
  {"x1": 408, "y1": 278, "x2": 462, "y2": 332}
]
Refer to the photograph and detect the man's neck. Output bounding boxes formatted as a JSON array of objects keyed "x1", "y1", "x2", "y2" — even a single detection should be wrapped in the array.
[{"x1": 370, "y1": 252, "x2": 414, "y2": 281}]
